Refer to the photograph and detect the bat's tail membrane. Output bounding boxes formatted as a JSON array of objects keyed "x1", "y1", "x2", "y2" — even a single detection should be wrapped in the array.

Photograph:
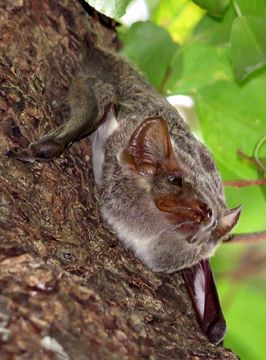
[{"x1": 181, "y1": 259, "x2": 226, "y2": 345}]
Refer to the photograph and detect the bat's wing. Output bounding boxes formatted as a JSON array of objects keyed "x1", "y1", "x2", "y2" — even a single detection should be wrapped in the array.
[{"x1": 181, "y1": 259, "x2": 226, "y2": 345}]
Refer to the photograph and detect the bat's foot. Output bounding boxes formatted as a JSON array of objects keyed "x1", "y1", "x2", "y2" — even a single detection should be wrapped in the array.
[{"x1": 6, "y1": 137, "x2": 65, "y2": 163}]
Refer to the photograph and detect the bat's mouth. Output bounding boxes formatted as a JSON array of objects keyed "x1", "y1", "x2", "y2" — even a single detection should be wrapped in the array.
[{"x1": 181, "y1": 259, "x2": 226, "y2": 345}]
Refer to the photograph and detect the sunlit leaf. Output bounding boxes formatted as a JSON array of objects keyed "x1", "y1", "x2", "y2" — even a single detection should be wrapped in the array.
[
  {"x1": 230, "y1": 16, "x2": 266, "y2": 81},
  {"x1": 192, "y1": 0, "x2": 230, "y2": 18},
  {"x1": 85, "y1": 0, "x2": 131, "y2": 19},
  {"x1": 119, "y1": 21, "x2": 178, "y2": 90},
  {"x1": 151, "y1": 0, "x2": 204, "y2": 43},
  {"x1": 152, "y1": 0, "x2": 188, "y2": 26}
]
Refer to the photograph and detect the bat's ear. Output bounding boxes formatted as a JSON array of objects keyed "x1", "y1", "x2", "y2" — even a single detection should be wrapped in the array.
[{"x1": 121, "y1": 117, "x2": 176, "y2": 176}]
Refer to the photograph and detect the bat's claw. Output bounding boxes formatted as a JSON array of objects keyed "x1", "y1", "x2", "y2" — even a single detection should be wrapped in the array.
[{"x1": 5, "y1": 148, "x2": 36, "y2": 163}]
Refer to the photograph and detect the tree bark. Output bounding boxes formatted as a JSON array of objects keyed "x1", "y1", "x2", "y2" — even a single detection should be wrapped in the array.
[{"x1": 0, "y1": 1, "x2": 238, "y2": 359}]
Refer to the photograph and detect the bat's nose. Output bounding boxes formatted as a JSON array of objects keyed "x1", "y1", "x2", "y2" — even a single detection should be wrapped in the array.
[
  {"x1": 197, "y1": 202, "x2": 213, "y2": 222},
  {"x1": 182, "y1": 200, "x2": 212, "y2": 223},
  {"x1": 200, "y1": 203, "x2": 212, "y2": 218}
]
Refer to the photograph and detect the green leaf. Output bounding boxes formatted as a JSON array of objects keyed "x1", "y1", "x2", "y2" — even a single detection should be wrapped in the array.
[
  {"x1": 85, "y1": 0, "x2": 131, "y2": 19},
  {"x1": 233, "y1": 0, "x2": 266, "y2": 18},
  {"x1": 195, "y1": 77, "x2": 266, "y2": 180},
  {"x1": 119, "y1": 21, "x2": 178, "y2": 90},
  {"x1": 192, "y1": 0, "x2": 230, "y2": 18},
  {"x1": 166, "y1": 42, "x2": 233, "y2": 95},
  {"x1": 194, "y1": 5, "x2": 236, "y2": 45},
  {"x1": 230, "y1": 16, "x2": 266, "y2": 81}
]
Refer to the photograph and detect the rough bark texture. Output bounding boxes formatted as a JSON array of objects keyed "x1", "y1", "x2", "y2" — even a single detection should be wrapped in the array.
[{"x1": 0, "y1": 1, "x2": 238, "y2": 359}]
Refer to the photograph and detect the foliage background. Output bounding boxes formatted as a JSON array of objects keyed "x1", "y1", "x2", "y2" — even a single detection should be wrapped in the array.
[{"x1": 87, "y1": 1, "x2": 266, "y2": 359}]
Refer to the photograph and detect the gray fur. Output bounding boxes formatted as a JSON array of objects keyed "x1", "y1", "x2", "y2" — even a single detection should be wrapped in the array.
[{"x1": 85, "y1": 44, "x2": 228, "y2": 273}]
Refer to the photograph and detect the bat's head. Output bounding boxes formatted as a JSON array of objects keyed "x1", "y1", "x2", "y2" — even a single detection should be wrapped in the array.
[{"x1": 120, "y1": 117, "x2": 241, "y2": 259}]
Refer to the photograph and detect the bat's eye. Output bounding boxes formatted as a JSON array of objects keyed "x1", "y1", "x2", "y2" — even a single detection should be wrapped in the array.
[{"x1": 168, "y1": 175, "x2": 183, "y2": 187}]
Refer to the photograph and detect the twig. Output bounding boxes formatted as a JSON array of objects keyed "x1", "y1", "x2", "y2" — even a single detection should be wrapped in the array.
[
  {"x1": 224, "y1": 179, "x2": 266, "y2": 187},
  {"x1": 224, "y1": 230, "x2": 266, "y2": 243},
  {"x1": 237, "y1": 148, "x2": 266, "y2": 175},
  {"x1": 254, "y1": 135, "x2": 266, "y2": 174},
  {"x1": 159, "y1": 66, "x2": 172, "y2": 94}
]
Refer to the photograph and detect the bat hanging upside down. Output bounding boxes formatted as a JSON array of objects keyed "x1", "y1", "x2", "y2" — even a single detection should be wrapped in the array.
[{"x1": 7, "y1": 37, "x2": 241, "y2": 345}]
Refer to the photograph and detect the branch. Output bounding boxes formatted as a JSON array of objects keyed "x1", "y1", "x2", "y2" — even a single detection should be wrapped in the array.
[
  {"x1": 224, "y1": 179, "x2": 266, "y2": 187},
  {"x1": 225, "y1": 230, "x2": 266, "y2": 243}
]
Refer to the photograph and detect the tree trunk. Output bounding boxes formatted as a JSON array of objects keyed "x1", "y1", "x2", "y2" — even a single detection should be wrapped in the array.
[{"x1": 0, "y1": 1, "x2": 238, "y2": 359}]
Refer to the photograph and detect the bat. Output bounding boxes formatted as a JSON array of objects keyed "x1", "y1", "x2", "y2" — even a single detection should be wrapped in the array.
[{"x1": 7, "y1": 36, "x2": 241, "y2": 344}]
